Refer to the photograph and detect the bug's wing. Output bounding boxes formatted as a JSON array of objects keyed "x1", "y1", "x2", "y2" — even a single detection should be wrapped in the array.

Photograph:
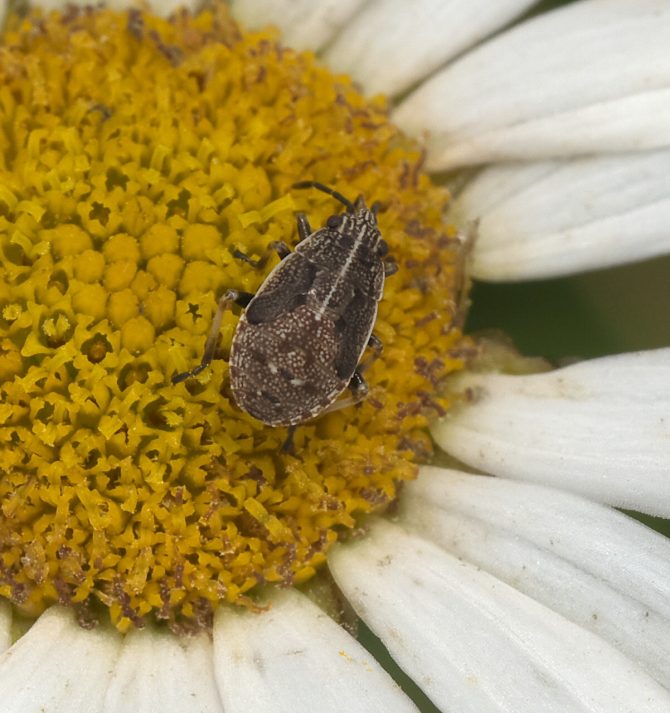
[
  {"x1": 245, "y1": 253, "x2": 315, "y2": 324},
  {"x1": 334, "y1": 289, "x2": 377, "y2": 379}
]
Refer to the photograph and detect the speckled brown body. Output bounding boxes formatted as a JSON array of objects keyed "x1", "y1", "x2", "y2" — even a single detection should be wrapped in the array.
[{"x1": 230, "y1": 202, "x2": 388, "y2": 426}]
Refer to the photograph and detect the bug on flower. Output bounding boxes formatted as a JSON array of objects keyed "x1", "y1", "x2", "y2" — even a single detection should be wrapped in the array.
[{"x1": 173, "y1": 181, "x2": 397, "y2": 444}]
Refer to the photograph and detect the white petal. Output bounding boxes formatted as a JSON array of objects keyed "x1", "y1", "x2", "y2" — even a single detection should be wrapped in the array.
[
  {"x1": 104, "y1": 627, "x2": 223, "y2": 713},
  {"x1": 432, "y1": 349, "x2": 670, "y2": 516},
  {"x1": 324, "y1": 0, "x2": 538, "y2": 97},
  {"x1": 394, "y1": 0, "x2": 670, "y2": 170},
  {"x1": 212, "y1": 589, "x2": 418, "y2": 713},
  {"x1": 230, "y1": 0, "x2": 366, "y2": 51},
  {"x1": 402, "y1": 466, "x2": 670, "y2": 687},
  {"x1": 0, "y1": 601, "x2": 11, "y2": 654},
  {"x1": 452, "y1": 150, "x2": 670, "y2": 281},
  {"x1": 329, "y1": 520, "x2": 670, "y2": 713},
  {"x1": 0, "y1": 607, "x2": 121, "y2": 713},
  {"x1": 29, "y1": 0, "x2": 203, "y2": 15}
]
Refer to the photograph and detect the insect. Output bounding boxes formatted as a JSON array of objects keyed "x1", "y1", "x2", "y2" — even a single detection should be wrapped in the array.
[{"x1": 173, "y1": 181, "x2": 397, "y2": 445}]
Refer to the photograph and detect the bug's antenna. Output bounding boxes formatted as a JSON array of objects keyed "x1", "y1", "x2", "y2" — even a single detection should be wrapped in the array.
[{"x1": 292, "y1": 181, "x2": 355, "y2": 212}]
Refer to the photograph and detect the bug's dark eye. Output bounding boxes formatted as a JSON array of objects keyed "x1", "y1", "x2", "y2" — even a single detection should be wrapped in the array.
[
  {"x1": 377, "y1": 239, "x2": 389, "y2": 257},
  {"x1": 327, "y1": 214, "x2": 343, "y2": 229}
]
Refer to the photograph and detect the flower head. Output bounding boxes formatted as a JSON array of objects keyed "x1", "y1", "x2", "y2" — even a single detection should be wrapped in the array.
[
  {"x1": 0, "y1": 4, "x2": 469, "y2": 631},
  {"x1": 0, "y1": 0, "x2": 669, "y2": 711}
]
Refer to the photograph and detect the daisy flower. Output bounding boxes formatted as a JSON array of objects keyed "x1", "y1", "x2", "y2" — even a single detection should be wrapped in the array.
[{"x1": 0, "y1": 0, "x2": 668, "y2": 711}]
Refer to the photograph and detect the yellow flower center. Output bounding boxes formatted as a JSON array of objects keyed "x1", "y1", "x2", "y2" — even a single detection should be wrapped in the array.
[{"x1": 0, "y1": 5, "x2": 468, "y2": 632}]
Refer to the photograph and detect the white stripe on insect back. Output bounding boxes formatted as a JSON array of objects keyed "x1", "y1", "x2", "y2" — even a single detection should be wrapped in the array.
[
  {"x1": 315, "y1": 220, "x2": 370, "y2": 320},
  {"x1": 337, "y1": 215, "x2": 349, "y2": 235}
]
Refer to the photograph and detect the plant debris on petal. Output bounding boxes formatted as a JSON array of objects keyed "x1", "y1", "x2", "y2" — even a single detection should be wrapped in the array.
[{"x1": 0, "y1": 4, "x2": 469, "y2": 632}]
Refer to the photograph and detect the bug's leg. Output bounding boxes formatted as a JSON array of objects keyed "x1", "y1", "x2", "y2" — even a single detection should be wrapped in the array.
[
  {"x1": 323, "y1": 335, "x2": 382, "y2": 414},
  {"x1": 233, "y1": 291, "x2": 255, "y2": 307},
  {"x1": 281, "y1": 425, "x2": 297, "y2": 454},
  {"x1": 269, "y1": 240, "x2": 292, "y2": 259},
  {"x1": 231, "y1": 248, "x2": 262, "y2": 268},
  {"x1": 316, "y1": 371, "x2": 370, "y2": 418},
  {"x1": 296, "y1": 213, "x2": 312, "y2": 242},
  {"x1": 384, "y1": 259, "x2": 398, "y2": 277},
  {"x1": 172, "y1": 288, "x2": 252, "y2": 383},
  {"x1": 232, "y1": 239, "x2": 292, "y2": 269},
  {"x1": 348, "y1": 368, "x2": 369, "y2": 399},
  {"x1": 356, "y1": 334, "x2": 383, "y2": 376},
  {"x1": 368, "y1": 333, "x2": 383, "y2": 354}
]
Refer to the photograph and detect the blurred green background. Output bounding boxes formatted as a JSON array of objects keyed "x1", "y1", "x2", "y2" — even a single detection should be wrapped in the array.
[{"x1": 468, "y1": 256, "x2": 670, "y2": 362}]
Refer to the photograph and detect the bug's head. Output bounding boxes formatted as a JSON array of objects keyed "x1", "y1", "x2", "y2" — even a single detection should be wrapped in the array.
[{"x1": 293, "y1": 180, "x2": 384, "y2": 249}]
